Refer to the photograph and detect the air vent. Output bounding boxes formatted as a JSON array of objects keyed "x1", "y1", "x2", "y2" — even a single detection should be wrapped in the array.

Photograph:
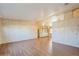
[{"x1": 64, "y1": 3, "x2": 69, "y2": 5}]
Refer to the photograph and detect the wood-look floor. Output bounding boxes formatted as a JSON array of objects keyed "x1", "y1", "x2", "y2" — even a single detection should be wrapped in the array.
[{"x1": 0, "y1": 37, "x2": 79, "y2": 56}]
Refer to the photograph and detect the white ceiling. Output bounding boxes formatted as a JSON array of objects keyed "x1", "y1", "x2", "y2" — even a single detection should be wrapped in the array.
[{"x1": 0, "y1": 3, "x2": 79, "y2": 20}]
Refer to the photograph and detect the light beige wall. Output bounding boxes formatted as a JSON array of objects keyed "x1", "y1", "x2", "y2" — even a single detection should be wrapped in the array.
[
  {"x1": 52, "y1": 11, "x2": 79, "y2": 48},
  {"x1": 0, "y1": 18, "x2": 3, "y2": 44},
  {"x1": 0, "y1": 19, "x2": 4, "y2": 44},
  {"x1": 1, "y1": 19, "x2": 37, "y2": 44}
]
